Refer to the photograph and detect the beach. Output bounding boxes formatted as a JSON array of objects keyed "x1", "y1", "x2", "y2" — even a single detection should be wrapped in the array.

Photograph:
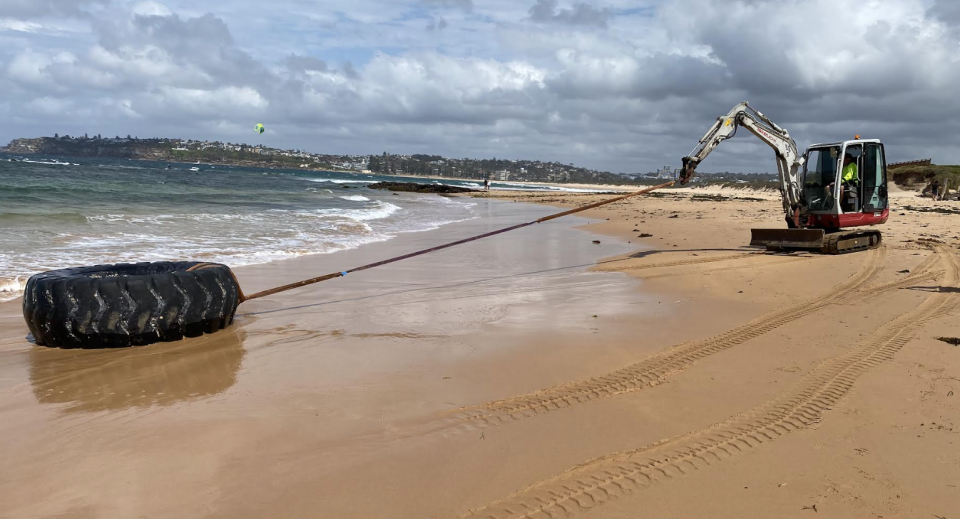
[{"x1": 1, "y1": 184, "x2": 959, "y2": 518}]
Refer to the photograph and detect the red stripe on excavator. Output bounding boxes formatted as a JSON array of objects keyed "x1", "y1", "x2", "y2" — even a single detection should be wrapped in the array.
[{"x1": 809, "y1": 208, "x2": 889, "y2": 229}]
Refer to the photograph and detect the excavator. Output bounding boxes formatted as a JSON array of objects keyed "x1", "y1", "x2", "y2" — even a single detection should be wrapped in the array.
[{"x1": 679, "y1": 102, "x2": 888, "y2": 254}]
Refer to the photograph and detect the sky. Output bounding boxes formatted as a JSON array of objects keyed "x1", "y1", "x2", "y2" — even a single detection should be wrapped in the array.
[{"x1": 1, "y1": 0, "x2": 959, "y2": 173}]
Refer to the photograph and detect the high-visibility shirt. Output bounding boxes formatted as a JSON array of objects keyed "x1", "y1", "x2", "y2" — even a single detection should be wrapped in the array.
[{"x1": 842, "y1": 162, "x2": 858, "y2": 183}]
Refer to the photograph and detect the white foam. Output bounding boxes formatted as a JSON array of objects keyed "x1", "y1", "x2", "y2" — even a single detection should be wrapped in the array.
[
  {"x1": 389, "y1": 215, "x2": 478, "y2": 235},
  {"x1": 1, "y1": 193, "x2": 481, "y2": 301},
  {"x1": 20, "y1": 159, "x2": 72, "y2": 166},
  {"x1": 0, "y1": 276, "x2": 26, "y2": 302},
  {"x1": 304, "y1": 178, "x2": 372, "y2": 184},
  {"x1": 339, "y1": 195, "x2": 370, "y2": 202},
  {"x1": 311, "y1": 200, "x2": 402, "y2": 221}
]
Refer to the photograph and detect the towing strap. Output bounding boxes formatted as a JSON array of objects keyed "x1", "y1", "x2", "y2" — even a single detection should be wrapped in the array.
[{"x1": 242, "y1": 180, "x2": 676, "y2": 301}]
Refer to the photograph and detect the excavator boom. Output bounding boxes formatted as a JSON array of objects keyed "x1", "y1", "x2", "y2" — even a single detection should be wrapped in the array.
[{"x1": 680, "y1": 102, "x2": 803, "y2": 223}]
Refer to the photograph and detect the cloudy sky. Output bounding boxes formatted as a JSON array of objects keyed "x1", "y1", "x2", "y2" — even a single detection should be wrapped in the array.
[{"x1": 1, "y1": 0, "x2": 958, "y2": 173}]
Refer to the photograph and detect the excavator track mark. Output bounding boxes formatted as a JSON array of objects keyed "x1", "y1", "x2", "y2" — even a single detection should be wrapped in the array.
[
  {"x1": 449, "y1": 247, "x2": 884, "y2": 428},
  {"x1": 458, "y1": 245, "x2": 958, "y2": 519}
]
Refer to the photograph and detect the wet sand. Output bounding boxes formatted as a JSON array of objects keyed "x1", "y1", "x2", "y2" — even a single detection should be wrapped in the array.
[
  {"x1": 1, "y1": 199, "x2": 648, "y2": 518},
  {"x1": 1, "y1": 190, "x2": 958, "y2": 519}
]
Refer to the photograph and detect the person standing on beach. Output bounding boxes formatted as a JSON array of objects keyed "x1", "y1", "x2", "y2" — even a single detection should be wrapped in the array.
[
  {"x1": 931, "y1": 178, "x2": 940, "y2": 201},
  {"x1": 484, "y1": 179, "x2": 489, "y2": 191}
]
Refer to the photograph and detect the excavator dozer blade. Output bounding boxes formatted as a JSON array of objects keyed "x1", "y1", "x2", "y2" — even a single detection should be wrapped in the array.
[{"x1": 750, "y1": 228, "x2": 825, "y2": 251}]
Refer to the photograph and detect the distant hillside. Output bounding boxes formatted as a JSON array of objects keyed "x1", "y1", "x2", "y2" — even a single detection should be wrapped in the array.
[
  {"x1": 2, "y1": 135, "x2": 643, "y2": 185},
  {"x1": 3, "y1": 136, "x2": 339, "y2": 170}
]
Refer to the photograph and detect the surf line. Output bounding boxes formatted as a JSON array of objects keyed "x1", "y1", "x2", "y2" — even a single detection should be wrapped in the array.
[{"x1": 241, "y1": 181, "x2": 676, "y2": 302}]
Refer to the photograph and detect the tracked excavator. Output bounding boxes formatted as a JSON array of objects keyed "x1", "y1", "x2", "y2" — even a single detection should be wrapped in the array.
[{"x1": 680, "y1": 102, "x2": 888, "y2": 254}]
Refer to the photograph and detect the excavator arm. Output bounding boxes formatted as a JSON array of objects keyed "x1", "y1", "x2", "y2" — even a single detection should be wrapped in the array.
[{"x1": 680, "y1": 102, "x2": 805, "y2": 224}]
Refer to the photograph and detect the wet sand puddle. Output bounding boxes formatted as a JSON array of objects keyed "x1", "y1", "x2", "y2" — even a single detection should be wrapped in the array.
[{"x1": 29, "y1": 322, "x2": 248, "y2": 413}]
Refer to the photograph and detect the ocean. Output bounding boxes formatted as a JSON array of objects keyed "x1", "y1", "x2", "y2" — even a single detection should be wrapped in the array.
[{"x1": 0, "y1": 155, "x2": 605, "y2": 301}]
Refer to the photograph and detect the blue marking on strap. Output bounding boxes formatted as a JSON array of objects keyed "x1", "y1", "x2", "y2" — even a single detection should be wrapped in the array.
[{"x1": 340, "y1": 271, "x2": 347, "y2": 276}]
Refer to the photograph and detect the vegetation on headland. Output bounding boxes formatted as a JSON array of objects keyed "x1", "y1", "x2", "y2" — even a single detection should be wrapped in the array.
[
  {"x1": 3, "y1": 135, "x2": 349, "y2": 171},
  {"x1": 890, "y1": 164, "x2": 960, "y2": 192}
]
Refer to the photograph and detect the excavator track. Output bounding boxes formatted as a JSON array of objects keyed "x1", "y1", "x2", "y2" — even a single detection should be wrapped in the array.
[
  {"x1": 750, "y1": 228, "x2": 882, "y2": 255},
  {"x1": 820, "y1": 229, "x2": 883, "y2": 255}
]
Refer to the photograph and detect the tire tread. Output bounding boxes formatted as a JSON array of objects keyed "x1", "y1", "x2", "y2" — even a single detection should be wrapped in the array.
[{"x1": 23, "y1": 261, "x2": 241, "y2": 348}]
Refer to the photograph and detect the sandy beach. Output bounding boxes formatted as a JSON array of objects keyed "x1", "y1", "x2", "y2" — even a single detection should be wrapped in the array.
[{"x1": 1, "y1": 188, "x2": 958, "y2": 518}]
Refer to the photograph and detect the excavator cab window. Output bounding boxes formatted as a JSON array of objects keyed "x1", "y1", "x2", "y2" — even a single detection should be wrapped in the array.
[
  {"x1": 840, "y1": 144, "x2": 863, "y2": 213},
  {"x1": 862, "y1": 143, "x2": 888, "y2": 211},
  {"x1": 802, "y1": 146, "x2": 840, "y2": 211}
]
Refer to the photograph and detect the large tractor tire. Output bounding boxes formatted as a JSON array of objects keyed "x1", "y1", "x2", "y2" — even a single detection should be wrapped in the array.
[{"x1": 23, "y1": 261, "x2": 242, "y2": 348}]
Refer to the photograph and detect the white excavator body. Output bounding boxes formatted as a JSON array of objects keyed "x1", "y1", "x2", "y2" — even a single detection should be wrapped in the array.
[{"x1": 680, "y1": 103, "x2": 888, "y2": 254}]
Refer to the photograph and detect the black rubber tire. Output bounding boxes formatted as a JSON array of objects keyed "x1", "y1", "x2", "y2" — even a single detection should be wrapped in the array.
[{"x1": 22, "y1": 261, "x2": 241, "y2": 349}]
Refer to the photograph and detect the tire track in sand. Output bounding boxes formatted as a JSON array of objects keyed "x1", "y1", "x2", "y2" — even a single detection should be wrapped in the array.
[
  {"x1": 595, "y1": 252, "x2": 761, "y2": 274},
  {"x1": 459, "y1": 245, "x2": 959, "y2": 519},
  {"x1": 857, "y1": 246, "x2": 942, "y2": 296},
  {"x1": 638, "y1": 255, "x2": 811, "y2": 280},
  {"x1": 446, "y1": 247, "x2": 939, "y2": 433},
  {"x1": 451, "y1": 246, "x2": 886, "y2": 427}
]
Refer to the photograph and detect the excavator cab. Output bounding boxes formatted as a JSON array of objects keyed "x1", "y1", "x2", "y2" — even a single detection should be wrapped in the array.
[
  {"x1": 758, "y1": 138, "x2": 888, "y2": 253},
  {"x1": 799, "y1": 139, "x2": 889, "y2": 228}
]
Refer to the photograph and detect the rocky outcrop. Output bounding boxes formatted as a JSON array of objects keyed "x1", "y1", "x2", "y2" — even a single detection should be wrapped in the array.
[{"x1": 366, "y1": 182, "x2": 478, "y2": 193}]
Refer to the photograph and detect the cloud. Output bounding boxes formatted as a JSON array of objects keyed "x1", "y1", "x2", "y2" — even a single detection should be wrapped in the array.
[
  {"x1": 0, "y1": 19, "x2": 47, "y2": 32},
  {"x1": 131, "y1": 2, "x2": 174, "y2": 17},
  {"x1": 427, "y1": 16, "x2": 448, "y2": 31},
  {"x1": 283, "y1": 54, "x2": 328, "y2": 73},
  {"x1": 0, "y1": 0, "x2": 107, "y2": 19},
  {"x1": 528, "y1": 0, "x2": 610, "y2": 28},
  {"x1": 420, "y1": 0, "x2": 473, "y2": 11},
  {"x1": 2, "y1": 0, "x2": 960, "y2": 173},
  {"x1": 91, "y1": 11, "x2": 268, "y2": 89},
  {"x1": 929, "y1": 0, "x2": 960, "y2": 25}
]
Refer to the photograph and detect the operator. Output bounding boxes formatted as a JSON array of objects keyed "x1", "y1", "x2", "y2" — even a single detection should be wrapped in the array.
[
  {"x1": 841, "y1": 153, "x2": 858, "y2": 185},
  {"x1": 827, "y1": 153, "x2": 858, "y2": 209},
  {"x1": 840, "y1": 152, "x2": 859, "y2": 207}
]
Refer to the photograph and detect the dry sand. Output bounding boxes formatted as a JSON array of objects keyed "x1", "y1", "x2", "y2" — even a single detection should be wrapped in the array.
[{"x1": 1, "y1": 189, "x2": 958, "y2": 518}]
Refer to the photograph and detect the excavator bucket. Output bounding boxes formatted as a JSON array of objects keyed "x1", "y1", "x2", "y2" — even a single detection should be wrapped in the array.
[{"x1": 750, "y1": 228, "x2": 825, "y2": 251}]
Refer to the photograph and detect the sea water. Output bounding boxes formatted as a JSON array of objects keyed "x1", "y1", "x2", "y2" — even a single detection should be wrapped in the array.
[
  {"x1": 0, "y1": 157, "x2": 474, "y2": 301},
  {"x1": 0, "y1": 155, "x2": 606, "y2": 302}
]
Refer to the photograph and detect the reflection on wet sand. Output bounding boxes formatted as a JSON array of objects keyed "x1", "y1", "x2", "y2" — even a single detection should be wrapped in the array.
[{"x1": 29, "y1": 323, "x2": 247, "y2": 412}]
